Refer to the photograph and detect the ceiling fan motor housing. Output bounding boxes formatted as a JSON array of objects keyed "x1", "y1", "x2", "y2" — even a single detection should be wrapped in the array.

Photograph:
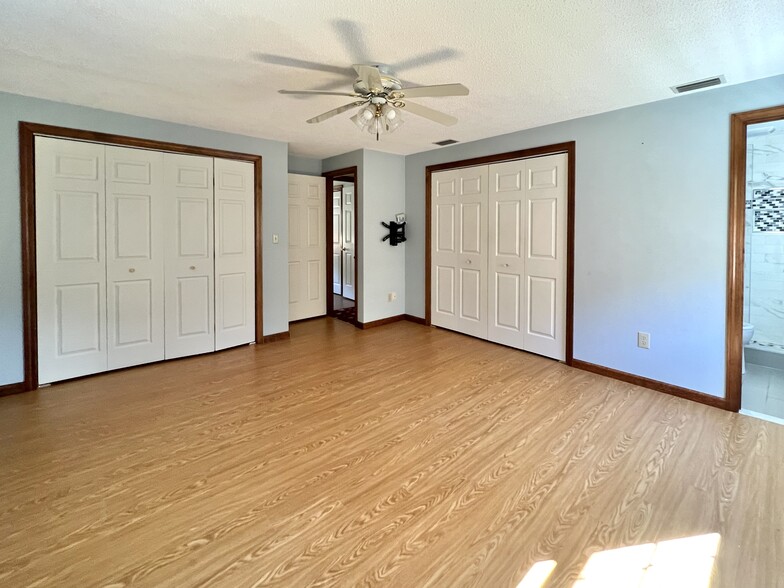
[{"x1": 352, "y1": 64, "x2": 402, "y2": 95}]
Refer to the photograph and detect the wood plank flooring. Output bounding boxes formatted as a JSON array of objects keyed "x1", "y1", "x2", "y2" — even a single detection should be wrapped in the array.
[{"x1": 0, "y1": 318, "x2": 782, "y2": 587}]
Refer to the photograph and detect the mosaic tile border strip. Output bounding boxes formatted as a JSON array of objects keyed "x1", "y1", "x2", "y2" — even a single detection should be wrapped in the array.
[
  {"x1": 754, "y1": 209, "x2": 784, "y2": 232},
  {"x1": 751, "y1": 189, "x2": 784, "y2": 232},
  {"x1": 749, "y1": 188, "x2": 784, "y2": 210}
]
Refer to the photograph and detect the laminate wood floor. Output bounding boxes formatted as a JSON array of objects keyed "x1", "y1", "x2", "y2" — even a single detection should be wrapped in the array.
[{"x1": 1, "y1": 319, "x2": 782, "y2": 587}]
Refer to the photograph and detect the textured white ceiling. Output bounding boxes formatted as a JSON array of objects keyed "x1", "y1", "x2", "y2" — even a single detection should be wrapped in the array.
[{"x1": 1, "y1": 0, "x2": 782, "y2": 159}]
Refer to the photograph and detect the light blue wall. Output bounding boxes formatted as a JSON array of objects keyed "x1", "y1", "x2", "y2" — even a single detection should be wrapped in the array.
[
  {"x1": 0, "y1": 91, "x2": 289, "y2": 386},
  {"x1": 363, "y1": 150, "x2": 406, "y2": 322},
  {"x1": 323, "y1": 149, "x2": 406, "y2": 323},
  {"x1": 405, "y1": 74, "x2": 784, "y2": 398},
  {"x1": 288, "y1": 154, "x2": 322, "y2": 176},
  {"x1": 323, "y1": 150, "x2": 365, "y2": 321}
]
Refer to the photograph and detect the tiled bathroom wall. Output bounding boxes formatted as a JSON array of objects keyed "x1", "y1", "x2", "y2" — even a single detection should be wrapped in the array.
[{"x1": 745, "y1": 123, "x2": 784, "y2": 350}]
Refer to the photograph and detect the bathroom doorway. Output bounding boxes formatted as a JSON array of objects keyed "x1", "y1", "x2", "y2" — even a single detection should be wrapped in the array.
[{"x1": 727, "y1": 104, "x2": 784, "y2": 421}]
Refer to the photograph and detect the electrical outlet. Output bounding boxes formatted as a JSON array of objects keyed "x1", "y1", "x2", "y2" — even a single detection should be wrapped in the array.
[
  {"x1": 637, "y1": 332, "x2": 650, "y2": 349},
  {"x1": 272, "y1": 234, "x2": 279, "y2": 244},
  {"x1": 388, "y1": 292, "x2": 397, "y2": 302}
]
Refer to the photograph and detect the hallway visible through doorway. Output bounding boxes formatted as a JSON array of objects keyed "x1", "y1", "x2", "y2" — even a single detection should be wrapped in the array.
[{"x1": 332, "y1": 294, "x2": 356, "y2": 325}]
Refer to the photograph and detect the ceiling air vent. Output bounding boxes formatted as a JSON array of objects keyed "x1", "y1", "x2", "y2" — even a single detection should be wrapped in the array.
[
  {"x1": 671, "y1": 75, "x2": 726, "y2": 94},
  {"x1": 434, "y1": 139, "x2": 459, "y2": 146}
]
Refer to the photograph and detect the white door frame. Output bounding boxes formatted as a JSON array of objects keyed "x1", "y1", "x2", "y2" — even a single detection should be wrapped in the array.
[
  {"x1": 425, "y1": 142, "x2": 575, "y2": 364},
  {"x1": 18, "y1": 122, "x2": 263, "y2": 392}
]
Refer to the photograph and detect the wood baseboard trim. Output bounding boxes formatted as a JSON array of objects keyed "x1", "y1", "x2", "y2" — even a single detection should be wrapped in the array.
[
  {"x1": 359, "y1": 315, "x2": 406, "y2": 329},
  {"x1": 262, "y1": 331, "x2": 291, "y2": 344},
  {"x1": 571, "y1": 359, "x2": 728, "y2": 410},
  {"x1": 0, "y1": 382, "x2": 27, "y2": 397},
  {"x1": 404, "y1": 314, "x2": 427, "y2": 325},
  {"x1": 289, "y1": 315, "x2": 327, "y2": 324}
]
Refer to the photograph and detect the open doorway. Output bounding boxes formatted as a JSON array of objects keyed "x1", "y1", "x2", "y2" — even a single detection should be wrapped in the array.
[
  {"x1": 324, "y1": 167, "x2": 359, "y2": 326},
  {"x1": 726, "y1": 104, "x2": 784, "y2": 419}
]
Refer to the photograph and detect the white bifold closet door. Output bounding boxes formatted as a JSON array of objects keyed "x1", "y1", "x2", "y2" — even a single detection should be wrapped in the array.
[
  {"x1": 106, "y1": 146, "x2": 165, "y2": 370},
  {"x1": 431, "y1": 153, "x2": 567, "y2": 361},
  {"x1": 214, "y1": 158, "x2": 256, "y2": 350},
  {"x1": 36, "y1": 137, "x2": 108, "y2": 384},
  {"x1": 431, "y1": 166, "x2": 489, "y2": 339},
  {"x1": 520, "y1": 154, "x2": 567, "y2": 359},
  {"x1": 288, "y1": 173, "x2": 326, "y2": 322},
  {"x1": 163, "y1": 153, "x2": 215, "y2": 359},
  {"x1": 487, "y1": 160, "x2": 526, "y2": 350}
]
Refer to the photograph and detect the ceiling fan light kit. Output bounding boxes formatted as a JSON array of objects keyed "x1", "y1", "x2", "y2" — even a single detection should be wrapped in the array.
[
  {"x1": 279, "y1": 63, "x2": 468, "y2": 140},
  {"x1": 351, "y1": 103, "x2": 404, "y2": 139}
]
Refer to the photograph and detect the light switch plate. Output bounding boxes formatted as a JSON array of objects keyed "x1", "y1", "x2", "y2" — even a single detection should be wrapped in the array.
[{"x1": 272, "y1": 234, "x2": 279, "y2": 244}]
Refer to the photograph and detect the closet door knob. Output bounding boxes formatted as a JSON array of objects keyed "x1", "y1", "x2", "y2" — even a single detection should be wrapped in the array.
[
  {"x1": 503, "y1": 263, "x2": 510, "y2": 267},
  {"x1": 128, "y1": 268, "x2": 135, "y2": 273},
  {"x1": 189, "y1": 265, "x2": 196, "y2": 270},
  {"x1": 466, "y1": 259, "x2": 472, "y2": 265}
]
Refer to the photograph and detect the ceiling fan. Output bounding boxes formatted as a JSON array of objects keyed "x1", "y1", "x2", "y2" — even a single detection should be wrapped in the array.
[{"x1": 278, "y1": 63, "x2": 469, "y2": 140}]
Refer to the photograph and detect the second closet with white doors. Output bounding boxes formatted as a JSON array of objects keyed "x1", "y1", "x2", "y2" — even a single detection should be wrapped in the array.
[
  {"x1": 36, "y1": 136, "x2": 256, "y2": 384},
  {"x1": 431, "y1": 152, "x2": 568, "y2": 360}
]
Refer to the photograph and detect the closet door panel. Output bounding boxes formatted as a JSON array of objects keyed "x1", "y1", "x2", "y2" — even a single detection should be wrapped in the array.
[
  {"x1": 35, "y1": 137, "x2": 107, "y2": 384},
  {"x1": 431, "y1": 167, "x2": 488, "y2": 338},
  {"x1": 164, "y1": 153, "x2": 215, "y2": 359},
  {"x1": 488, "y1": 160, "x2": 526, "y2": 349},
  {"x1": 214, "y1": 158, "x2": 255, "y2": 350},
  {"x1": 523, "y1": 154, "x2": 567, "y2": 360},
  {"x1": 106, "y1": 146, "x2": 165, "y2": 369}
]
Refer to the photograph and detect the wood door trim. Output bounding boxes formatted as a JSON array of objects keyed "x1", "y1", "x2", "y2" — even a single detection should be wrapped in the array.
[
  {"x1": 725, "y1": 104, "x2": 784, "y2": 412},
  {"x1": 18, "y1": 121, "x2": 264, "y2": 393},
  {"x1": 323, "y1": 167, "x2": 359, "y2": 324},
  {"x1": 424, "y1": 141, "x2": 576, "y2": 365}
]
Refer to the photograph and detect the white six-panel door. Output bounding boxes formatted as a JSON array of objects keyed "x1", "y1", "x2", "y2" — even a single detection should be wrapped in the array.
[
  {"x1": 523, "y1": 154, "x2": 567, "y2": 360},
  {"x1": 36, "y1": 137, "x2": 108, "y2": 384},
  {"x1": 214, "y1": 158, "x2": 256, "y2": 350},
  {"x1": 431, "y1": 153, "x2": 567, "y2": 360},
  {"x1": 163, "y1": 153, "x2": 215, "y2": 359},
  {"x1": 431, "y1": 167, "x2": 489, "y2": 338},
  {"x1": 105, "y1": 146, "x2": 165, "y2": 369},
  {"x1": 332, "y1": 188, "x2": 342, "y2": 295},
  {"x1": 341, "y1": 183, "x2": 356, "y2": 301},
  {"x1": 488, "y1": 160, "x2": 526, "y2": 350},
  {"x1": 288, "y1": 173, "x2": 326, "y2": 322}
]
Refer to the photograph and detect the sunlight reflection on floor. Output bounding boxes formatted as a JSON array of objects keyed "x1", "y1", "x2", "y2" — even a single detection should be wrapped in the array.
[
  {"x1": 517, "y1": 533, "x2": 721, "y2": 588},
  {"x1": 516, "y1": 559, "x2": 557, "y2": 588}
]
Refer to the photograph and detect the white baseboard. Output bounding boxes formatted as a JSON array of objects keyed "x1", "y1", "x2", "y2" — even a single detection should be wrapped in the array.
[{"x1": 739, "y1": 408, "x2": 784, "y2": 426}]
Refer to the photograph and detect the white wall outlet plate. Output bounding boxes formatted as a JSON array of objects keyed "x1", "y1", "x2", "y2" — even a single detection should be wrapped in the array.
[
  {"x1": 388, "y1": 292, "x2": 397, "y2": 302},
  {"x1": 637, "y1": 331, "x2": 650, "y2": 349}
]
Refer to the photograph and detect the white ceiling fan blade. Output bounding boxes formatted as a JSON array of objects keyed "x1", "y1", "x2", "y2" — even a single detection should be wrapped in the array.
[
  {"x1": 397, "y1": 83, "x2": 469, "y2": 98},
  {"x1": 307, "y1": 102, "x2": 363, "y2": 124},
  {"x1": 353, "y1": 64, "x2": 384, "y2": 93},
  {"x1": 280, "y1": 90, "x2": 360, "y2": 98},
  {"x1": 401, "y1": 101, "x2": 458, "y2": 126}
]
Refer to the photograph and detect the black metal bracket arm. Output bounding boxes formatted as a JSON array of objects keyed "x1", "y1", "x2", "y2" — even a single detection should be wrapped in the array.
[{"x1": 381, "y1": 221, "x2": 406, "y2": 246}]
